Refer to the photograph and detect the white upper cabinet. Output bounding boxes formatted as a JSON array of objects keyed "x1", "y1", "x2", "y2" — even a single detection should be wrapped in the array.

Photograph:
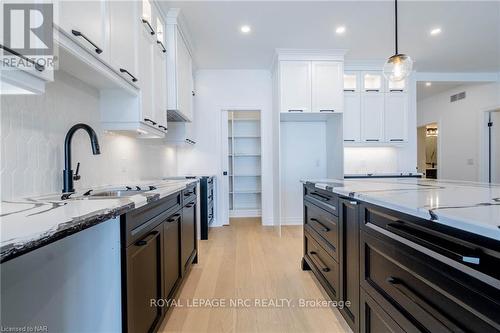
[
  {"x1": 361, "y1": 93, "x2": 385, "y2": 142},
  {"x1": 343, "y1": 72, "x2": 359, "y2": 92},
  {"x1": 166, "y1": 9, "x2": 194, "y2": 122},
  {"x1": 343, "y1": 93, "x2": 361, "y2": 142},
  {"x1": 57, "y1": 0, "x2": 109, "y2": 62},
  {"x1": 362, "y1": 71, "x2": 384, "y2": 92},
  {"x1": 280, "y1": 61, "x2": 312, "y2": 113},
  {"x1": 176, "y1": 30, "x2": 193, "y2": 120},
  {"x1": 386, "y1": 78, "x2": 407, "y2": 92},
  {"x1": 137, "y1": 0, "x2": 155, "y2": 125},
  {"x1": 384, "y1": 93, "x2": 408, "y2": 142},
  {"x1": 152, "y1": 8, "x2": 168, "y2": 130},
  {"x1": 311, "y1": 61, "x2": 343, "y2": 113},
  {"x1": 109, "y1": 1, "x2": 138, "y2": 85}
]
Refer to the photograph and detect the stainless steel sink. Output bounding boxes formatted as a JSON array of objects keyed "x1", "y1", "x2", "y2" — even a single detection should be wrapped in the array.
[{"x1": 89, "y1": 189, "x2": 148, "y2": 197}]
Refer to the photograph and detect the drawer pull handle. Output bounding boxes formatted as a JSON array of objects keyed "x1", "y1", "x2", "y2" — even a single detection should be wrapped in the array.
[
  {"x1": 309, "y1": 251, "x2": 330, "y2": 272},
  {"x1": 386, "y1": 222, "x2": 482, "y2": 267},
  {"x1": 167, "y1": 214, "x2": 181, "y2": 223},
  {"x1": 135, "y1": 230, "x2": 159, "y2": 246},
  {"x1": 1, "y1": 44, "x2": 45, "y2": 71},
  {"x1": 288, "y1": 109, "x2": 303, "y2": 112},
  {"x1": 141, "y1": 18, "x2": 156, "y2": 35},
  {"x1": 310, "y1": 192, "x2": 330, "y2": 202},
  {"x1": 71, "y1": 30, "x2": 103, "y2": 54},
  {"x1": 119, "y1": 68, "x2": 138, "y2": 82},
  {"x1": 319, "y1": 109, "x2": 335, "y2": 113},
  {"x1": 157, "y1": 40, "x2": 167, "y2": 53},
  {"x1": 386, "y1": 277, "x2": 462, "y2": 332},
  {"x1": 310, "y1": 218, "x2": 330, "y2": 232}
]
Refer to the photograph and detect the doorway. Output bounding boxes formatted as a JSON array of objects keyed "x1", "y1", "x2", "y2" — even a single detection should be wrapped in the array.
[
  {"x1": 221, "y1": 110, "x2": 262, "y2": 224},
  {"x1": 417, "y1": 123, "x2": 438, "y2": 179},
  {"x1": 488, "y1": 110, "x2": 500, "y2": 183}
]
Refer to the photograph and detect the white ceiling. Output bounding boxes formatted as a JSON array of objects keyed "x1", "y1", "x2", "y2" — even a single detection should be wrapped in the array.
[
  {"x1": 416, "y1": 82, "x2": 463, "y2": 101},
  {"x1": 160, "y1": 1, "x2": 500, "y2": 71}
]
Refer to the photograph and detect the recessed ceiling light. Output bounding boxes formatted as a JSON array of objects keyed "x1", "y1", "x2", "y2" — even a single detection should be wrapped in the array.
[
  {"x1": 430, "y1": 28, "x2": 441, "y2": 36},
  {"x1": 240, "y1": 25, "x2": 251, "y2": 34},
  {"x1": 425, "y1": 82, "x2": 432, "y2": 87},
  {"x1": 335, "y1": 26, "x2": 346, "y2": 35}
]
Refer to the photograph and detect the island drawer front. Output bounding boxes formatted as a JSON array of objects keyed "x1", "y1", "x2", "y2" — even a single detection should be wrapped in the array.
[
  {"x1": 304, "y1": 200, "x2": 339, "y2": 259},
  {"x1": 360, "y1": 229, "x2": 500, "y2": 333},
  {"x1": 124, "y1": 192, "x2": 182, "y2": 241},
  {"x1": 304, "y1": 231, "x2": 339, "y2": 298},
  {"x1": 359, "y1": 287, "x2": 405, "y2": 333},
  {"x1": 360, "y1": 202, "x2": 500, "y2": 281},
  {"x1": 304, "y1": 184, "x2": 339, "y2": 216}
]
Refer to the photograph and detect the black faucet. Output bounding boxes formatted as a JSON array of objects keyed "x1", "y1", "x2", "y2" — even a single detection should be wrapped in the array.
[{"x1": 62, "y1": 123, "x2": 101, "y2": 193}]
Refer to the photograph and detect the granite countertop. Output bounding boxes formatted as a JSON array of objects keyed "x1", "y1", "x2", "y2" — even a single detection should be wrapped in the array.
[
  {"x1": 304, "y1": 178, "x2": 500, "y2": 241},
  {"x1": 0, "y1": 179, "x2": 198, "y2": 263}
]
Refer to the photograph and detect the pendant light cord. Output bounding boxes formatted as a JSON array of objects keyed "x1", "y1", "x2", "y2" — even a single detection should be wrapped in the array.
[{"x1": 395, "y1": 0, "x2": 398, "y2": 55}]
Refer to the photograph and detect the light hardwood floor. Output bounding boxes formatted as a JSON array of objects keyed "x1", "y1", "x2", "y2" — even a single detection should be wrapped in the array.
[{"x1": 159, "y1": 218, "x2": 349, "y2": 333}]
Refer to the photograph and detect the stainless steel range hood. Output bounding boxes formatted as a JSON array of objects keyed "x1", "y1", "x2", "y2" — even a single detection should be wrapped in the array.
[{"x1": 167, "y1": 109, "x2": 191, "y2": 122}]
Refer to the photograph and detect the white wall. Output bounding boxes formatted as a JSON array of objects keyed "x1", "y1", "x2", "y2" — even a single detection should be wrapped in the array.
[
  {"x1": 176, "y1": 70, "x2": 274, "y2": 225},
  {"x1": 417, "y1": 82, "x2": 500, "y2": 181},
  {"x1": 0, "y1": 72, "x2": 178, "y2": 200},
  {"x1": 280, "y1": 122, "x2": 327, "y2": 225}
]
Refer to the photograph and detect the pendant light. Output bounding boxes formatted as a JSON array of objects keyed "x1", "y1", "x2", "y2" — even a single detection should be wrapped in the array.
[{"x1": 383, "y1": 0, "x2": 413, "y2": 82}]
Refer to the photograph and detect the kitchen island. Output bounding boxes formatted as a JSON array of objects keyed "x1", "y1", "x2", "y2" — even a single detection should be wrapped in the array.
[
  {"x1": 302, "y1": 178, "x2": 500, "y2": 333},
  {"x1": 1, "y1": 179, "x2": 198, "y2": 333}
]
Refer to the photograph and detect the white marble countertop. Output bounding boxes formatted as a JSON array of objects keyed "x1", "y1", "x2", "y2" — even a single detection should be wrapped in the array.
[
  {"x1": 0, "y1": 179, "x2": 198, "y2": 262},
  {"x1": 303, "y1": 178, "x2": 500, "y2": 241}
]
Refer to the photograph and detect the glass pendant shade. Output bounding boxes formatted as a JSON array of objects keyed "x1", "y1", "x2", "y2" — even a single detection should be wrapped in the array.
[{"x1": 383, "y1": 53, "x2": 413, "y2": 82}]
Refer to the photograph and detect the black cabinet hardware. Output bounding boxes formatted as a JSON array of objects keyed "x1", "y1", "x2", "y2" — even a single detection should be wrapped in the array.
[
  {"x1": 386, "y1": 276, "x2": 460, "y2": 331},
  {"x1": 83, "y1": 189, "x2": 93, "y2": 196},
  {"x1": 288, "y1": 109, "x2": 303, "y2": 112},
  {"x1": 144, "y1": 118, "x2": 157, "y2": 126},
  {"x1": 184, "y1": 203, "x2": 194, "y2": 208},
  {"x1": 167, "y1": 214, "x2": 181, "y2": 222},
  {"x1": 319, "y1": 110, "x2": 335, "y2": 113},
  {"x1": 119, "y1": 68, "x2": 138, "y2": 82},
  {"x1": 126, "y1": 186, "x2": 132, "y2": 190},
  {"x1": 157, "y1": 40, "x2": 166, "y2": 53},
  {"x1": 71, "y1": 30, "x2": 103, "y2": 54},
  {"x1": 158, "y1": 125, "x2": 167, "y2": 131},
  {"x1": 310, "y1": 192, "x2": 330, "y2": 202},
  {"x1": 365, "y1": 89, "x2": 380, "y2": 92},
  {"x1": 136, "y1": 186, "x2": 141, "y2": 191},
  {"x1": 141, "y1": 19, "x2": 155, "y2": 35},
  {"x1": 365, "y1": 139, "x2": 380, "y2": 142},
  {"x1": 148, "y1": 186, "x2": 157, "y2": 191},
  {"x1": 344, "y1": 139, "x2": 355, "y2": 142},
  {"x1": 192, "y1": 90, "x2": 196, "y2": 97},
  {"x1": 0, "y1": 44, "x2": 44, "y2": 71},
  {"x1": 390, "y1": 89, "x2": 404, "y2": 92},
  {"x1": 60, "y1": 192, "x2": 74, "y2": 200},
  {"x1": 344, "y1": 89, "x2": 355, "y2": 92},
  {"x1": 184, "y1": 192, "x2": 193, "y2": 197},
  {"x1": 135, "y1": 230, "x2": 159, "y2": 246},
  {"x1": 385, "y1": 221, "x2": 482, "y2": 266},
  {"x1": 309, "y1": 251, "x2": 330, "y2": 272},
  {"x1": 390, "y1": 139, "x2": 404, "y2": 142},
  {"x1": 310, "y1": 218, "x2": 329, "y2": 232}
]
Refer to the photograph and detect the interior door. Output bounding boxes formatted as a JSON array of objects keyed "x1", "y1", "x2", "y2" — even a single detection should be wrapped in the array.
[
  {"x1": 219, "y1": 110, "x2": 230, "y2": 225},
  {"x1": 491, "y1": 112, "x2": 500, "y2": 184}
]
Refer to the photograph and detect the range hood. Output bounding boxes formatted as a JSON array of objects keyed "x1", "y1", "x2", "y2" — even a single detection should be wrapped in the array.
[{"x1": 167, "y1": 109, "x2": 191, "y2": 122}]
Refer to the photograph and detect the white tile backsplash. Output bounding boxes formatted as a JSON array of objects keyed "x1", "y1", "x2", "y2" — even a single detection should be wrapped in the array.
[
  {"x1": 344, "y1": 147, "x2": 399, "y2": 174},
  {"x1": 0, "y1": 71, "x2": 177, "y2": 200}
]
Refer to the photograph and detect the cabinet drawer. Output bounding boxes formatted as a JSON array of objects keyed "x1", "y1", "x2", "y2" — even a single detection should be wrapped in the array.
[
  {"x1": 360, "y1": 230, "x2": 500, "y2": 332},
  {"x1": 360, "y1": 287, "x2": 405, "y2": 333},
  {"x1": 304, "y1": 231, "x2": 339, "y2": 299},
  {"x1": 304, "y1": 200, "x2": 338, "y2": 260},
  {"x1": 304, "y1": 184, "x2": 338, "y2": 216}
]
